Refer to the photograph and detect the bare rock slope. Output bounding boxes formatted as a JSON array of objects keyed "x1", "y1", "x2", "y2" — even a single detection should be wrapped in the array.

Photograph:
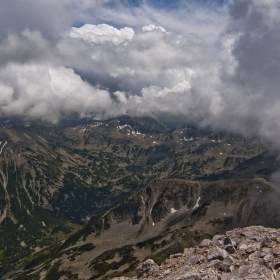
[{"x1": 115, "y1": 226, "x2": 280, "y2": 280}]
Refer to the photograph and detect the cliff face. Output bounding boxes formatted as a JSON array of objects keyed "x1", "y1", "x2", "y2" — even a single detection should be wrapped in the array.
[{"x1": 114, "y1": 226, "x2": 280, "y2": 280}]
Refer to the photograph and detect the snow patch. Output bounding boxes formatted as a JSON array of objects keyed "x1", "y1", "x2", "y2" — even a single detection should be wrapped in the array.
[
  {"x1": 184, "y1": 137, "x2": 193, "y2": 141},
  {"x1": 193, "y1": 197, "x2": 201, "y2": 210},
  {"x1": 91, "y1": 122, "x2": 103, "y2": 127},
  {"x1": 131, "y1": 130, "x2": 142, "y2": 135},
  {"x1": 118, "y1": 124, "x2": 132, "y2": 130},
  {"x1": 0, "y1": 141, "x2": 7, "y2": 155},
  {"x1": 140, "y1": 195, "x2": 145, "y2": 204}
]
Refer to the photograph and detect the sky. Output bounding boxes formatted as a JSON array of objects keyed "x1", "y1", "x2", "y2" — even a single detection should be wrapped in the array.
[{"x1": 0, "y1": 0, "x2": 280, "y2": 147}]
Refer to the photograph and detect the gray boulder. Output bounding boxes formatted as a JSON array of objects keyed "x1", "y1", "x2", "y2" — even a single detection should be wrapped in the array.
[{"x1": 207, "y1": 247, "x2": 229, "y2": 261}]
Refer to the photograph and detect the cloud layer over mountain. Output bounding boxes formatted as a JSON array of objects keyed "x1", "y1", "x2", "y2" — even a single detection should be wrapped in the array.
[{"x1": 0, "y1": 0, "x2": 280, "y2": 145}]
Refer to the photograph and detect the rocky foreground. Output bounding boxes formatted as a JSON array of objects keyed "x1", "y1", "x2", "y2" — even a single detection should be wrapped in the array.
[{"x1": 113, "y1": 226, "x2": 280, "y2": 280}]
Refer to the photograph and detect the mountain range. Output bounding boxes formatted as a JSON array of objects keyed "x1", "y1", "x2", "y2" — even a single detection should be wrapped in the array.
[{"x1": 0, "y1": 115, "x2": 279, "y2": 279}]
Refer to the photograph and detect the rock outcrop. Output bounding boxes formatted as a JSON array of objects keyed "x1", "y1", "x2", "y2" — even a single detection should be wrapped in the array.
[{"x1": 113, "y1": 226, "x2": 280, "y2": 280}]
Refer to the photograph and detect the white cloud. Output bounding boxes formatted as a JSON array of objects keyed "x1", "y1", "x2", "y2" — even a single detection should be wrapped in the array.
[
  {"x1": 206, "y1": 0, "x2": 280, "y2": 141},
  {"x1": 81, "y1": 1, "x2": 229, "y2": 46},
  {"x1": 0, "y1": 29, "x2": 54, "y2": 66},
  {"x1": 0, "y1": 0, "x2": 280, "y2": 154},
  {"x1": 62, "y1": 24, "x2": 209, "y2": 94},
  {"x1": 67, "y1": 24, "x2": 134, "y2": 45},
  {"x1": 0, "y1": 63, "x2": 113, "y2": 122},
  {"x1": 0, "y1": 83, "x2": 14, "y2": 106},
  {"x1": 142, "y1": 24, "x2": 166, "y2": 32}
]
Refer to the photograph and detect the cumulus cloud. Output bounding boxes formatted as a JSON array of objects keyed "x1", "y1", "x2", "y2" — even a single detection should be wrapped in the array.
[
  {"x1": 67, "y1": 24, "x2": 134, "y2": 45},
  {"x1": 142, "y1": 24, "x2": 166, "y2": 32},
  {"x1": 0, "y1": 63, "x2": 113, "y2": 123},
  {"x1": 81, "y1": 0, "x2": 228, "y2": 45},
  {"x1": 61, "y1": 23, "x2": 211, "y2": 94},
  {"x1": 0, "y1": 0, "x2": 280, "y2": 154},
  {"x1": 205, "y1": 0, "x2": 280, "y2": 141}
]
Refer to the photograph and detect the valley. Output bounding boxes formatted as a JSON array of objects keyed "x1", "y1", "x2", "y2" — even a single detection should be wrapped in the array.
[{"x1": 0, "y1": 116, "x2": 279, "y2": 279}]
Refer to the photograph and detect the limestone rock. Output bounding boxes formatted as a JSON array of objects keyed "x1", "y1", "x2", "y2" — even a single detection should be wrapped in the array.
[
  {"x1": 238, "y1": 239, "x2": 262, "y2": 254},
  {"x1": 222, "y1": 263, "x2": 275, "y2": 279},
  {"x1": 199, "y1": 239, "x2": 211, "y2": 248},
  {"x1": 136, "y1": 259, "x2": 158, "y2": 277},
  {"x1": 207, "y1": 247, "x2": 229, "y2": 261},
  {"x1": 121, "y1": 226, "x2": 280, "y2": 280}
]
